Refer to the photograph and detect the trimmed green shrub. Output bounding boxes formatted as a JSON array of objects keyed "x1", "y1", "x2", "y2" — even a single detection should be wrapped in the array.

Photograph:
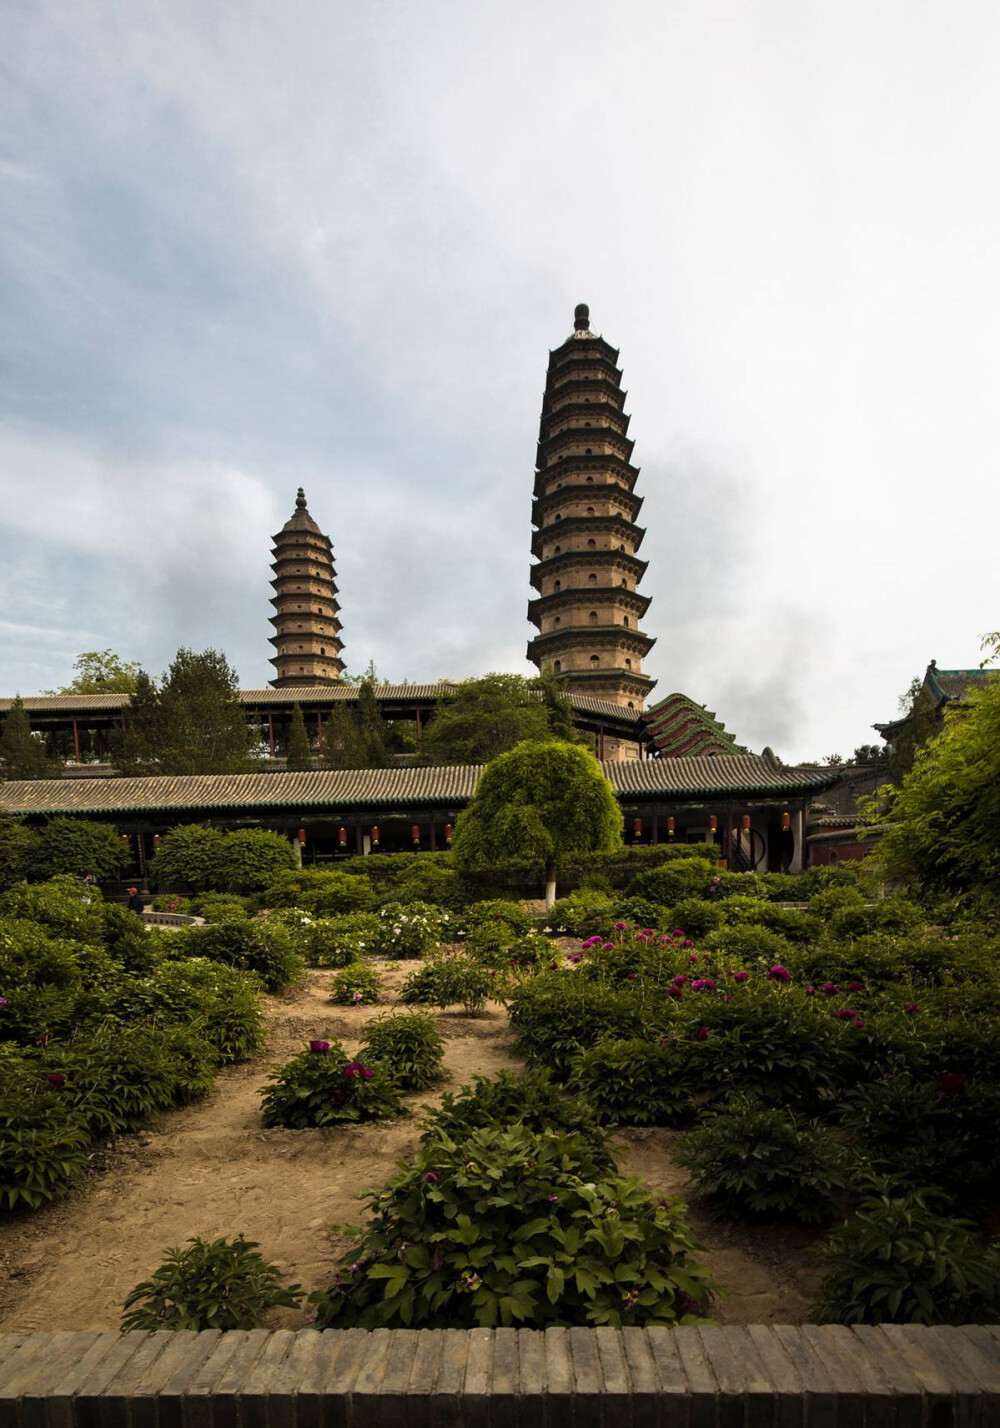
[
  {"x1": 611, "y1": 896, "x2": 669, "y2": 931},
  {"x1": 0, "y1": 814, "x2": 39, "y2": 892},
  {"x1": 0, "y1": 875, "x2": 105, "y2": 943},
  {"x1": 372, "y1": 902, "x2": 446, "y2": 958},
  {"x1": 628, "y1": 858, "x2": 717, "y2": 906},
  {"x1": 829, "y1": 897, "x2": 924, "y2": 941},
  {"x1": 214, "y1": 831, "x2": 299, "y2": 893},
  {"x1": 171, "y1": 920, "x2": 303, "y2": 993},
  {"x1": 663, "y1": 898, "x2": 726, "y2": 940},
  {"x1": 191, "y1": 894, "x2": 253, "y2": 924},
  {"x1": 814, "y1": 1184, "x2": 1000, "y2": 1325},
  {"x1": 571, "y1": 1038, "x2": 694, "y2": 1126},
  {"x1": 292, "y1": 913, "x2": 380, "y2": 967},
  {"x1": 546, "y1": 890, "x2": 615, "y2": 937},
  {"x1": 260, "y1": 869, "x2": 375, "y2": 917},
  {"x1": 463, "y1": 900, "x2": 535, "y2": 936},
  {"x1": 121, "y1": 1236, "x2": 303, "y2": 1330},
  {"x1": 135, "y1": 961, "x2": 264, "y2": 1063},
  {"x1": 677, "y1": 1096, "x2": 844, "y2": 1223},
  {"x1": 149, "y1": 826, "x2": 226, "y2": 893},
  {"x1": 400, "y1": 955, "x2": 494, "y2": 1014},
  {"x1": 329, "y1": 964, "x2": 381, "y2": 1006},
  {"x1": 387, "y1": 862, "x2": 464, "y2": 909},
  {"x1": 259, "y1": 1040, "x2": 404, "y2": 1127},
  {"x1": 310, "y1": 1122, "x2": 714, "y2": 1329},
  {"x1": 360, "y1": 1012, "x2": 445, "y2": 1091},
  {"x1": 31, "y1": 819, "x2": 129, "y2": 883},
  {"x1": 100, "y1": 903, "x2": 159, "y2": 973},
  {"x1": 702, "y1": 923, "x2": 798, "y2": 966}
]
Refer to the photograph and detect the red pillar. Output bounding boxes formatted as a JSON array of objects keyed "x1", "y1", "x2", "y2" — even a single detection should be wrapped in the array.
[{"x1": 71, "y1": 719, "x2": 81, "y2": 763}]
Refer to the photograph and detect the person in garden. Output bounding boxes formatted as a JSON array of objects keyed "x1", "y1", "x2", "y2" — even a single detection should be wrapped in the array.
[{"x1": 126, "y1": 885, "x2": 146, "y2": 916}]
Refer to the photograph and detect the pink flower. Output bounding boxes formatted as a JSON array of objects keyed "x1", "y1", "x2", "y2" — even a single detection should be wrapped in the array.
[
  {"x1": 766, "y1": 965, "x2": 791, "y2": 982},
  {"x1": 47, "y1": 1073, "x2": 66, "y2": 1087},
  {"x1": 732, "y1": 971, "x2": 750, "y2": 983},
  {"x1": 0, "y1": 997, "x2": 9, "y2": 1010},
  {"x1": 821, "y1": 983, "x2": 839, "y2": 997},
  {"x1": 905, "y1": 1003, "x2": 919, "y2": 1014},
  {"x1": 548, "y1": 1193, "x2": 558, "y2": 1202},
  {"x1": 847, "y1": 980, "x2": 864, "y2": 992},
  {"x1": 672, "y1": 929, "x2": 686, "y2": 937},
  {"x1": 834, "y1": 1008, "x2": 857, "y2": 1020},
  {"x1": 697, "y1": 1026, "x2": 709, "y2": 1041},
  {"x1": 309, "y1": 1040, "x2": 331, "y2": 1053},
  {"x1": 689, "y1": 953, "x2": 699, "y2": 965},
  {"x1": 667, "y1": 986, "x2": 683, "y2": 999},
  {"x1": 940, "y1": 1072, "x2": 964, "y2": 1097},
  {"x1": 681, "y1": 939, "x2": 695, "y2": 949},
  {"x1": 723, "y1": 995, "x2": 732, "y2": 1003},
  {"x1": 672, "y1": 974, "x2": 689, "y2": 985},
  {"x1": 691, "y1": 978, "x2": 716, "y2": 992},
  {"x1": 423, "y1": 1171, "x2": 440, "y2": 1183},
  {"x1": 343, "y1": 1060, "x2": 363, "y2": 1078},
  {"x1": 614, "y1": 921, "x2": 628, "y2": 932},
  {"x1": 852, "y1": 1018, "x2": 864, "y2": 1028},
  {"x1": 805, "y1": 985, "x2": 816, "y2": 995}
]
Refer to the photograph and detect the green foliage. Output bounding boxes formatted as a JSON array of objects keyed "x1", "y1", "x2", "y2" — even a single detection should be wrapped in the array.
[
  {"x1": 136, "y1": 961, "x2": 264, "y2": 1064},
  {"x1": 171, "y1": 920, "x2": 304, "y2": 993},
  {"x1": 423, "y1": 673, "x2": 566, "y2": 765},
  {"x1": 360, "y1": 1012, "x2": 445, "y2": 1090},
  {"x1": 121, "y1": 1236, "x2": 303, "y2": 1330},
  {"x1": 190, "y1": 893, "x2": 252, "y2": 924},
  {"x1": 702, "y1": 923, "x2": 798, "y2": 966},
  {"x1": 149, "y1": 825, "x2": 226, "y2": 893},
  {"x1": 0, "y1": 814, "x2": 40, "y2": 892},
  {"x1": 875, "y1": 676, "x2": 1000, "y2": 908},
  {"x1": 117, "y1": 648, "x2": 259, "y2": 776},
  {"x1": 464, "y1": 925, "x2": 552, "y2": 976},
  {"x1": 30, "y1": 819, "x2": 128, "y2": 882},
  {"x1": 422, "y1": 1069, "x2": 610, "y2": 1164},
  {"x1": 100, "y1": 902, "x2": 159, "y2": 973},
  {"x1": 463, "y1": 899, "x2": 535, "y2": 936},
  {"x1": 214, "y1": 830, "x2": 298, "y2": 893},
  {"x1": 311, "y1": 1122, "x2": 714, "y2": 1329},
  {"x1": 46, "y1": 1024, "x2": 212, "y2": 1135},
  {"x1": 322, "y1": 677, "x2": 391, "y2": 768},
  {"x1": 259, "y1": 1041, "x2": 404, "y2": 1127},
  {"x1": 373, "y1": 902, "x2": 446, "y2": 958},
  {"x1": 827, "y1": 897, "x2": 924, "y2": 940},
  {"x1": 400, "y1": 954, "x2": 494, "y2": 1013},
  {"x1": 814, "y1": 1184, "x2": 1000, "y2": 1325},
  {"x1": 628, "y1": 858, "x2": 717, "y2": 906},
  {"x1": 663, "y1": 898, "x2": 726, "y2": 940},
  {"x1": 387, "y1": 860, "x2": 464, "y2": 909},
  {"x1": 1, "y1": 874, "x2": 105, "y2": 942},
  {"x1": 0, "y1": 696, "x2": 61, "y2": 780},
  {"x1": 547, "y1": 890, "x2": 616, "y2": 937},
  {"x1": 451, "y1": 740, "x2": 622, "y2": 899},
  {"x1": 571, "y1": 1038, "x2": 694, "y2": 1126},
  {"x1": 508, "y1": 975, "x2": 643, "y2": 1076},
  {"x1": 330, "y1": 963, "x2": 382, "y2": 1006},
  {"x1": 290, "y1": 913, "x2": 380, "y2": 967},
  {"x1": 45, "y1": 650, "x2": 141, "y2": 695},
  {"x1": 677, "y1": 1096, "x2": 844, "y2": 1223},
  {"x1": 285, "y1": 703, "x2": 314, "y2": 771},
  {"x1": 0, "y1": 1094, "x2": 91, "y2": 1210},
  {"x1": 261, "y1": 868, "x2": 375, "y2": 916}
]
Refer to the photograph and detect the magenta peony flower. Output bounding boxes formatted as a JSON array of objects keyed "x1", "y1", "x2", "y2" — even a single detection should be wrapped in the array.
[
  {"x1": 423, "y1": 1171, "x2": 440, "y2": 1182},
  {"x1": 614, "y1": 921, "x2": 628, "y2": 931},
  {"x1": 723, "y1": 995, "x2": 732, "y2": 1003},
  {"x1": 697, "y1": 1025, "x2": 709, "y2": 1041},
  {"x1": 681, "y1": 939, "x2": 695, "y2": 950},
  {"x1": 691, "y1": 978, "x2": 717, "y2": 992},
  {"x1": 309, "y1": 1040, "x2": 331, "y2": 1053},
  {"x1": 766, "y1": 965, "x2": 791, "y2": 982},
  {"x1": 672, "y1": 929, "x2": 686, "y2": 937},
  {"x1": 847, "y1": 980, "x2": 864, "y2": 992},
  {"x1": 548, "y1": 1193, "x2": 559, "y2": 1202},
  {"x1": 360, "y1": 1067, "x2": 375, "y2": 1078},
  {"x1": 834, "y1": 1008, "x2": 857, "y2": 1020},
  {"x1": 343, "y1": 1060, "x2": 362, "y2": 1078},
  {"x1": 940, "y1": 1072, "x2": 965, "y2": 1097},
  {"x1": 805, "y1": 985, "x2": 816, "y2": 995},
  {"x1": 0, "y1": 997, "x2": 9, "y2": 1010},
  {"x1": 673, "y1": 974, "x2": 689, "y2": 985},
  {"x1": 821, "y1": 983, "x2": 840, "y2": 996},
  {"x1": 47, "y1": 1073, "x2": 66, "y2": 1087},
  {"x1": 905, "y1": 1003, "x2": 919, "y2": 1014},
  {"x1": 667, "y1": 985, "x2": 683, "y2": 999},
  {"x1": 852, "y1": 1017, "x2": 864, "y2": 1028},
  {"x1": 732, "y1": 971, "x2": 751, "y2": 982}
]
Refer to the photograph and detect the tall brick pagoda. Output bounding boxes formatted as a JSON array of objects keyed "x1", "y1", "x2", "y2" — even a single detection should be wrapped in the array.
[
  {"x1": 269, "y1": 488, "x2": 344, "y2": 687},
  {"x1": 527, "y1": 304, "x2": 656, "y2": 709}
]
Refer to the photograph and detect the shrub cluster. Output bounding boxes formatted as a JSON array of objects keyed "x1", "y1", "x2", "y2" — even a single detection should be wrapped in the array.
[
  {"x1": 260, "y1": 1038, "x2": 404, "y2": 1127},
  {"x1": 0, "y1": 878, "x2": 264, "y2": 1212}
]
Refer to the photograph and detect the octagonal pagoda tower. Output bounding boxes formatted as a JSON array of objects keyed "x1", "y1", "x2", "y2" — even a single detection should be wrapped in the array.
[
  {"x1": 527, "y1": 304, "x2": 656, "y2": 710},
  {"x1": 269, "y1": 488, "x2": 344, "y2": 687}
]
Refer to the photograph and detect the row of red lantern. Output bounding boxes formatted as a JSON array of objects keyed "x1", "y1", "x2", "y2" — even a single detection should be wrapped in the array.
[{"x1": 631, "y1": 811, "x2": 793, "y2": 838}]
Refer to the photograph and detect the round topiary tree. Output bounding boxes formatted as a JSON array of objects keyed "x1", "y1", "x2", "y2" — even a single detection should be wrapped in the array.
[{"x1": 451, "y1": 740, "x2": 622, "y2": 908}]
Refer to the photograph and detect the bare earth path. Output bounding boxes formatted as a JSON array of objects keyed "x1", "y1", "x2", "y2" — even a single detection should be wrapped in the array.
[{"x1": 0, "y1": 969, "x2": 821, "y2": 1329}]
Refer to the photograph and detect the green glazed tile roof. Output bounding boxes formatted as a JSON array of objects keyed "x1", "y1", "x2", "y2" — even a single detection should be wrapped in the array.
[
  {"x1": 642, "y1": 693, "x2": 745, "y2": 757},
  {"x1": 0, "y1": 755, "x2": 839, "y2": 818}
]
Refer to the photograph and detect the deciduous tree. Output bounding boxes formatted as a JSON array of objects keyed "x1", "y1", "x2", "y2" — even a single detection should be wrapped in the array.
[
  {"x1": 116, "y1": 649, "x2": 258, "y2": 776},
  {"x1": 423, "y1": 673, "x2": 578, "y2": 766},
  {"x1": 45, "y1": 650, "x2": 141, "y2": 695},
  {"x1": 451, "y1": 739, "x2": 622, "y2": 907}
]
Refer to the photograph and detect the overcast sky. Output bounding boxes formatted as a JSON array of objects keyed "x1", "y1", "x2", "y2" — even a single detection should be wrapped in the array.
[{"x1": 2, "y1": 1, "x2": 998, "y2": 762}]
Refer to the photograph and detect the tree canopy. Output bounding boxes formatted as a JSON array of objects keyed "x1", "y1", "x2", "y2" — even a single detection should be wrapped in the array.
[
  {"x1": 286, "y1": 703, "x2": 313, "y2": 771},
  {"x1": 874, "y1": 675, "x2": 1000, "y2": 911},
  {"x1": 44, "y1": 650, "x2": 141, "y2": 695},
  {"x1": 116, "y1": 648, "x2": 258, "y2": 776},
  {"x1": 0, "y1": 696, "x2": 62, "y2": 780},
  {"x1": 450, "y1": 739, "x2": 622, "y2": 905},
  {"x1": 423, "y1": 673, "x2": 580, "y2": 766}
]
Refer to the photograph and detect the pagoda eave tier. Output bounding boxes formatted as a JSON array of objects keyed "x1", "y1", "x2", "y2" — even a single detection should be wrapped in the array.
[
  {"x1": 532, "y1": 486, "x2": 643, "y2": 525},
  {"x1": 542, "y1": 384, "x2": 627, "y2": 415},
  {"x1": 527, "y1": 629, "x2": 655, "y2": 661},
  {"x1": 539, "y1": 401, "x2": 631, "y2": 434},
  {"x1": 533, "y1": 456, "x2": 639, "y2": 496},
  {"x1": 537, "y1": 433, "x2": 634, "y2": 465},
  {"x1": 527, "y1": 589, "x2": 652, "y2": 626},
  {"x1": 530, "y1": 551, "x2": 648, "y2": 591},
  {"x1": 549, "y1": 338, "x2": 620, "y2": 367},
  {"x1": 541, "y1": 669, "x2": 658, "y2": 700},
  {"x1": 530, "y1": 518, "x2": 646, "y2": 559},
  {"x1": 271, "y1": 573, "x2": 339, "y2": 595}
]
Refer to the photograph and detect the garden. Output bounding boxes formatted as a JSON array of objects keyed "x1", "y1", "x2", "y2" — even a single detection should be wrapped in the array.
[{"x1": 3, "y1": 799, "x2": 1000, "y2": 1333}]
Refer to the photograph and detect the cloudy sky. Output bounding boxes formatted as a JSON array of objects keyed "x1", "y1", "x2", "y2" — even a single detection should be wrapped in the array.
[{"x1": 2, "y1": 1, "x2": 998, "y2": 762}]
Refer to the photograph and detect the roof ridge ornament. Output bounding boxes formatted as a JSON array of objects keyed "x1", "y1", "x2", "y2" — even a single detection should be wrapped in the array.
[
  {"x1": 574, "y1": 303, "x2": 590, "y2": 331},
  {"x1": 295, "y1": 487, "x2": 307, "y2": 510}
]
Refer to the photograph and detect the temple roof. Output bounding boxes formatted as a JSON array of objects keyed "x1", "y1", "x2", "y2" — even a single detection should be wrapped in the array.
[
  {"x1": 643, "y1": 693, "x2": 745, "y2": 758},
  {"x1": 0, "y1": 754, "x2": 840, "y2": 817}
]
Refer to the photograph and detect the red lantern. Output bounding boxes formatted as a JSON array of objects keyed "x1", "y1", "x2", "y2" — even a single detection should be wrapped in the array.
[
  {"x1": 445, "y1": 824, "x2": 453, "y2": 845},
  {"x1": 666, "y1": 816, "x2": 675, "y2": 838},
  {"x1": 411, "y1": 824, "x2": 420, "y2": 846},
  {"x1": 708, "y1": 815, "x2": 718, "y2": 833},
  {"x1": 152, "y1": 835, "x2": 161, "y2": 852},
  {"x1": 338, "y1": 826, "x2": 348, "y2": 848},
  {"x1": 633, "y1": 817, "x2": 643, "y2": 838},
  {"x1": 371, "y1": 826, "x2": 380, "y2": 848},
  {"x1": 781, "y1": 811, "x2": 791, "y2": 831},
  {"x1": 741, "y1": 815, "x2": 751, "y2": 833},
  {"x1": 297, "y1": 828, "x2": 307, "y2": 846}
]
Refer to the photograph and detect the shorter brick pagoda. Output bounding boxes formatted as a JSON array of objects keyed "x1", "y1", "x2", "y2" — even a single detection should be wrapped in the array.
[{"x1": 269, "y1": 489, "x2": 344, "y2": 687}]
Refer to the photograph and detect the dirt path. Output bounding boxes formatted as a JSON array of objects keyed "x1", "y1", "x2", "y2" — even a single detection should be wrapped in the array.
[{"x1": 0, "y1": 968, "x2": 822, "y2": 1329}]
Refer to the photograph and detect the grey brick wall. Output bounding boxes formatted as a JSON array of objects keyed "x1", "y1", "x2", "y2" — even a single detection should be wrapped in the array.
[{"x1": 1, "y1": 1325, "x2": 999, "y2": 1426}]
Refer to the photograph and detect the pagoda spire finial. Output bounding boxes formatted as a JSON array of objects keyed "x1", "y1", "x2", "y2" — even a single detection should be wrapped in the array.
[
  {"x1": 573, "y1": 303, "x2": 590, "y2": 331},
  {"x1": 295, "y1": 487, "x2": 307, "y2": 510}
]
